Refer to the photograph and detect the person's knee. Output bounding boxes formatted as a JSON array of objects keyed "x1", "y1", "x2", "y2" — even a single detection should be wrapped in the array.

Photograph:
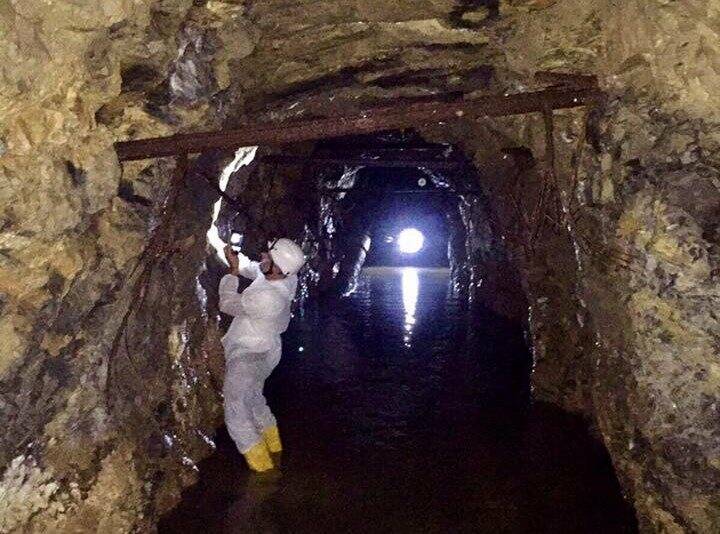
[
  {"x1": 224, "y1": 372, "x2": 255, "y2": 393},
  {"x1": 224, "y1": 382, "x2": 258, "y2": 411}
]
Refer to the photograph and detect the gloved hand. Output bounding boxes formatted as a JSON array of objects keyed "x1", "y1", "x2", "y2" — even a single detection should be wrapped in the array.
[
  {"x1": 224, "y1": 245, "x2": 252, "y2": 275},
  {"x1": 224, "y1": 245, "x2": 240, "y2": 274}
]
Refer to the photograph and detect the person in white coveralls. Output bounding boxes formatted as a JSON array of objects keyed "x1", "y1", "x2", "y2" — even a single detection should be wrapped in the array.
[{"x1": 219, "y1": 238, "x2": 305, "y2": 472}]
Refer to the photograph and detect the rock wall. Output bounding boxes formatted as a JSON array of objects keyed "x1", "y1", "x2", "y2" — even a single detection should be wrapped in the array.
[
  {"x1": 0, "y1": 1, "x2": 256, "y2": 531},
  {"x1": 490, "y1": 2, "x2": 720, "y2": 531}
]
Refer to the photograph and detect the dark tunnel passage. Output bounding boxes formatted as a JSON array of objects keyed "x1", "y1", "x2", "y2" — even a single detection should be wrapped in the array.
[
  {"x1": 354, "y1": 168, "x2": 452, "y2": 269},
  {"x1": 160, "y1": 133, "x2": 637, "y2": 533}
]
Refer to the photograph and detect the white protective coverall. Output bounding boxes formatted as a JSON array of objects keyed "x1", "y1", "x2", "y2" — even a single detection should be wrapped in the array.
[{"x1": 218, "y1": 255, "x2": 297, "y2": 453}]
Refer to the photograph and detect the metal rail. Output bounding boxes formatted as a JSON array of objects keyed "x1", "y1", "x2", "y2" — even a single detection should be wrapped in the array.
[
  {"x1": 263, "y1": 154, "x2": 463, "y2": 169},
  {"x1": 115, "y1": 86, "x2": 603, "y2": 161},
  {"x1": 320, "y1": 188, "x2": 481, "y2": 195}
]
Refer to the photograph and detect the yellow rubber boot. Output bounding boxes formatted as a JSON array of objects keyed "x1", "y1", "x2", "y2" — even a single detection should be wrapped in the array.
[
  {"x1": 243, "y1": 441, "x2": 274, "y2": 472},
  {"x1": 262, "y1": 425, "x2": 282, "y2": 454}
]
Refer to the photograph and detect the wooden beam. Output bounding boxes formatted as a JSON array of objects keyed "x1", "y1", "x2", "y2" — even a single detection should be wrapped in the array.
[{"x1": 115, "y1": 87, "x2": 603, "y2": 161}]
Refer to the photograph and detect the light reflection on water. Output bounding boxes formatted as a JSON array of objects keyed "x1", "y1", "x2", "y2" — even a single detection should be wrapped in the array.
[
  {"x1": 161, "y1": 267, "x2": 636, "y2": 534},
  {"x1": 401, "y1": 268, "x2": 419, "y2": 347}
]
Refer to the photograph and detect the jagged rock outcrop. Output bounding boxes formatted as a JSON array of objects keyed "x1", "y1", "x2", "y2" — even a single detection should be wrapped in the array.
[
  {"x1": 490, "y1": 3, "x2": 720, "y2": 531},
  {"x1": 0, "y1": 1, "x2": 255, "y2": 531}
]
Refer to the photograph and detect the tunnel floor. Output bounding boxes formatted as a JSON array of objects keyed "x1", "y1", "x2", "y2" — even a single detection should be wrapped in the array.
[{"x1": 160, "y1": 267, "x2": 637, "y2": 533}]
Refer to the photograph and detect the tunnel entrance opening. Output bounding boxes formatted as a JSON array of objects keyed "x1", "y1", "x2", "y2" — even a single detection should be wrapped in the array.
[
  {"x1": 324, "y1": 161, "x2": 452, "y2": 269},
  {"x1": 158, "y1": 127, "x2": 637, "y2": 533},
  {"x1": 308, "y1": 131, "x2": 480, "y2": 299},
  {"x1": 356, "y1": 166, "x2": 451, "y2": 269}
]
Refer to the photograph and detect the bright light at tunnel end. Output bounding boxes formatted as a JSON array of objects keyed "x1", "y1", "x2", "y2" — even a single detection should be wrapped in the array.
[{"x1": 397, "y1": 228, "x2": 425, "y2": 254}]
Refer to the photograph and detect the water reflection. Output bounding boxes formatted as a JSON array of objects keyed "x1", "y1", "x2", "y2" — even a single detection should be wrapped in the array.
[
  {"x1": 401, "y1": 268, "x2": 419, "y2": 347},
  {"x1": 161, "y1": 268, "x2": 637, "y2": 534}
]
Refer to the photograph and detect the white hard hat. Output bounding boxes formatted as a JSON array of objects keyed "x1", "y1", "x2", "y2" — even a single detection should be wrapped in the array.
[{"x1": 268, "y1": 238, "x2": 305, "y2": 276}]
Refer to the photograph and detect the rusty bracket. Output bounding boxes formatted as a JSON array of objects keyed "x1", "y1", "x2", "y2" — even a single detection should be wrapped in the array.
[{"x1": 541, "y1": 105, "x2": 557, "y2": 179}]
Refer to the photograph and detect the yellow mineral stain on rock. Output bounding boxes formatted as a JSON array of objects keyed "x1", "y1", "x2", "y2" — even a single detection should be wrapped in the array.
[
  {"x1": 44, "y1": 387, "x2": 111, "y2": 476},
  {"x1": 40, "y1": 444, "x2": 144, "y2": 533},
  {"x1": 617, "y1": 211, "x2": 642, "y2": 239},
  {"x1": 97, "y1": 198, "x2": 149, "y2": 270},
  {"x1": 40, "y1": 333, "x2": 73, "y2": 357},
  {"x1": 0, "y1": 313, "x2": 33, "y2": 376},
  {"x1": 0, "y1": 238, "x2": 84, "y2": 305},
  {"x1": 461, "y1": 8, "x2": 490, "y2": 24},
  {"x1": 650, "y1": 234, "x2": 686, "y2": 265},
  {"x1": 630, "y1": 290, "x2": 689, "y2": 342}
]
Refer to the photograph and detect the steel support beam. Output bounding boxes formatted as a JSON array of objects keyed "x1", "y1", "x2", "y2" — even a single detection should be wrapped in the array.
[
  {"x1": 263, "y1": 154, "x2": 462, "y2": 169},
  {"x1": 320, "y1": 188, "x2": 480, "y2": 195},
  {"x1": 533, "y1": 71, "x2": 598, "y2": 88},
  {"x1": 314, "y1": 148, "x2": 453, "y2": 157},
  {"x1": 115, "y1": 87, "x2": 603, "y2": 161}
]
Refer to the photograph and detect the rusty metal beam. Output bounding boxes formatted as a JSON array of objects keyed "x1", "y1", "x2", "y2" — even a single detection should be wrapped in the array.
[
  {"x1": 263, "y1": 154, "x2": 462, "y2": 169},
  {"x1": 315, "y1": 148, "x2": 451, "y2": 156},
  {"x1": 320, "y1": 188, "x2": 480, "y2": 195},
  {"x1": 115, "y1": 87, "x2": 603, "y2": 161},
  {"x1": 534, "y1": 71, "x2": 598, "y2": 88}
]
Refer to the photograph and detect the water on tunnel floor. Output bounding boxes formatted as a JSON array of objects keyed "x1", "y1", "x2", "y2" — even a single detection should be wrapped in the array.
[{"x1": 161, "y1": 267, "x2": 637, "y2": 533}]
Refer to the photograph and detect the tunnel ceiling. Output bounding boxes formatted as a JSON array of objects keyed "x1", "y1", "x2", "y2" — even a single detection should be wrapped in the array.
[{"x1": 290, "y1": 131, "x2": 467, "y2": 190}]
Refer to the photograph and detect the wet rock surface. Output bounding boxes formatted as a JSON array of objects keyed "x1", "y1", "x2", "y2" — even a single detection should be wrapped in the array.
[
  {"x1": 0, "y1": 1, "x2": 253, "y2": 530},
  {"x1": 161, "y1": 268, "x2": 635, "y2": 533},
  {"x1": 487, "y1": 3, "x2": 720, "y2": 530},
  {"x1": 2, "y1": 0, "x2": 720, "y2": 531}
]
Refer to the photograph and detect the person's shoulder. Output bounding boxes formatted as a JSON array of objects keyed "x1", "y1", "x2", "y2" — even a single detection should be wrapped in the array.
[{"x1": 284, "y1": 275, "x2": 298, "y2": 290}]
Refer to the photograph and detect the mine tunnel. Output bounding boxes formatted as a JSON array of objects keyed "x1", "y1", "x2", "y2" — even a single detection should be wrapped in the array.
[
  {"x1": 150, "y1": 131, "x2": 636, "y2": 533},
  {"x1": 4, "y1": 3, "x2": 720, "y2": 533}
]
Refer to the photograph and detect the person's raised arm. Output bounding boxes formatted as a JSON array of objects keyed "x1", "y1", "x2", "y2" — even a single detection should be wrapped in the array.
[
  {"x1": 237, "y1": 254, "x2": 261, "y2": 279},
  {"x1": 224, "y1": 244, "x2": 261, "y2": 279},
  {"x1": 219, "y1": 246, "x2": 248, "y2": 316},
  {"x1": 218, "y1": 273, "x2": 245, "y2": 316}
]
